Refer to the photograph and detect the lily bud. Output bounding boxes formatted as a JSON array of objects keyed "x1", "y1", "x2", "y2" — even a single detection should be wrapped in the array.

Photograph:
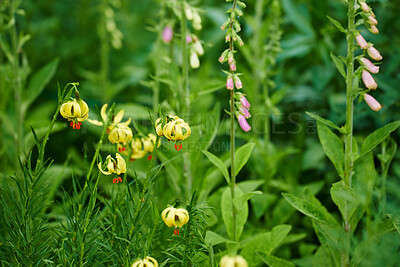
[
  {"x1": 226, "y1": 76, "x2": 234, "y2": 90},
  {"x1": 355, "y1": 34, "x2": 368, "y2": 49},
  {"x1": 362, "y1": 70, "x2": 377, "y2": 90},
  {"x1": 364, "y1": 94, "x2": 382, "y2": 111},
  {"x1": 237, "y1": 114, "x2": 251, "y2": 132},
  {"x1": 368, "y1": 15, "x2": 378, "y2": 25},
  {"x1": 360, "y1": 58, "x2": 379, "y2": 74},
  {"x1": 367, "y1": 46, "x2": 383, "y2": 61},
  {"x1": 368, "y1": 25, "x2": 379, "y2": 34},
  {"x1": 162, "y1": 26, "x2": 173, "y2": 43}
]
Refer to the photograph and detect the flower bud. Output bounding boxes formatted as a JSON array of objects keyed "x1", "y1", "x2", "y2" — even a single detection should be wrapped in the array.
[
  {"x1": 362, "y1": 70, "x2": 377, "y2": 90},
  {"x1": 368, "y1": 25, "x2": 379, "y2": 34},
  {"x1": 227, "y1": 52, "x2": 234, "y2": 64},
  {"x1": 225, "y1": 35, "x2": 230, "y2": 42},
  {"x1": 367, "y1": 46, "x2": 383, "y2": 61},
  {"x1": 237, "y1": 114, "x2": 251, "y2": 132},
  {"x1": 193, "y1": 12, "x2": 202, "y2": 30},
  {"x1": 355, "y1": 34, "x2": 368, "y2": 49},
  {"x1": 229, "y1": 62, "x2": 236, "y2": 71},
  {"x1": 193, "y1": 40, "x2": 204, "y2": 56},
  {"x1": 364, "y1": 94, "x2": 382, "y2": 111},
  {"x1": 184, "y1": 3, "x2": 193, "y2": 20},
  {"x1": 359, "y1": 1, "x2": 370, "y2": 12},
  {"x1": 234, "y1": 76, "x2": 243, "y2": 89},
  {"x1": 226, "y1": 76, "x2": 234, "y2": 90},
  {"x1": 360, "y1": 58, "x2": 379, "y2": 74},
  {"x1": 162, "y1": 26, "x2": 173, "y2": 43},
  {"x1": 186, "y1": 34, "x2": 192, "y2": 44},
  {"x1": 368, "y1": 15, "x2": 378, "y2": 25},
  {"x1": 190, "y1": 51, "x2": 200, "y2": 69},
  {"x1": 218, "y1": 56, "x2": 225, "y2": 63}
]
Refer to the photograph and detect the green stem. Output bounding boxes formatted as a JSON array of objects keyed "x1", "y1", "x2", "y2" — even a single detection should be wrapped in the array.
[
  {"x1": 342, "y1": 1, "x2": 355, "y2": 266},
  {"x1": 180, "y1": 0, "x2": 192, "y2": 200},
  {"x1": 229, "y1": 0, "x2": 238, "y2": 242},
  {"x1": 10, "y1": 1, "x2": 23, "y2": 161},
  {"x1": 83, "y1": 103, "x2": 115, "y2": 191},
  {"x1": 99, "y1": 0, "x2": 110, "y2": 102}
]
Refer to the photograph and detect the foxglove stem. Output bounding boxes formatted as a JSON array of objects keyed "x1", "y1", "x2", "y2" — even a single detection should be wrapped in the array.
[
  {"x1": 228, "y1": 0, "x2": 238, "y2": 243},
  {"x1": 343, "y1": 0, "x2": 356, "y2": 266}
]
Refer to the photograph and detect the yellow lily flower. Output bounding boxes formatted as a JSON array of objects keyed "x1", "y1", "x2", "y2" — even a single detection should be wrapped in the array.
[
  {"x1": 60, "y1": 98, "x2": 89, "y2": 129},
  {"x1": 161, "y1": 206, "x2": 189, "y2": 228},
  {"x1": 87, "y1": 104, "x2": 131, "y2": 130},
  {"x1": 131, "y1": 256, "x2": 158, "y2": 267},
  {"x1": 155, "y1": 115, "x2": 191, "y2": 150},
  {"x1": 98, "y1": 153, "x2": 126, "y2": 175},
  {"x1": 130, "y1": 134, "x2": 161, "y2": 161},
  {"x1": 220, "y1": 255, "x2": 248, "y2": 267},
  {"x1": 108, "y1": 124, "x2": 133, "y2": 147}
]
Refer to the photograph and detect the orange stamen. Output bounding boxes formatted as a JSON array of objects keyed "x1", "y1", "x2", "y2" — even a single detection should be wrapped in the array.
[{"x1": 175, "y1": 143, "x2": 183, "y2": 151}]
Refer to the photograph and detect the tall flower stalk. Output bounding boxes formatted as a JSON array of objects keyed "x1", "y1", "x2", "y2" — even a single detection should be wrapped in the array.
[{"x1": 219, "y1": 0, "x2": 249, "y2": 242}]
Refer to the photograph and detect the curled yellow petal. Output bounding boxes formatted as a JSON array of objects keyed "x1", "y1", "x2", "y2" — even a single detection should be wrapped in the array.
[{"x1": 114, "y1": 109, "x2": 125, "y2": 124}]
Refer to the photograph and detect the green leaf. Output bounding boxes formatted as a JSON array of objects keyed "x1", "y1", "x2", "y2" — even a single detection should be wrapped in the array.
[
  {"x1": 234, "y1": 143, "x2": 255, "y2": 176},
  {"x1": 221, "y1": 187, "x2": 248, "y2": 240},
  {"x1": 233, "y1": 191, "x2": 262, "y2": 211},
  {"x1": 330, "y1": 52, "x2": 346, "y2": 79},
  {"x1": 282, "y1": 192, "x2": 337, "y2": 225},
  {"x1": 202, "y1": 150, "x2": 230, "y2": 185},
  {"x1": 204, "y1": 231, "x2": 236, "y2": 246},
  {"x1": 327, "y1": 16, "x2": 347, "y2": 33},
  {"x1": 241, "y1": 225, "x2": 292, "y2": 266},
  {"x1": 312, "y1": 221, "x2": 342, "y2": 267},
  {"x1": 24, "y1": 59, "x2": 59, "y2": 109},
  {"x1": 330, "y1": 181, "x2": 360, "y2": 222},
  {"x1": 257, "y1": 252, "x2": 295, "y2": 267},
  {"x1": 360, "y1": 121, "x2": 400, "y2": 157},
  {"x1": 317, "y1": 121, "x2": 344, "y2": 178},
  {"x1": 306, "y1": 112, "x2": 340, "y2": 131}
]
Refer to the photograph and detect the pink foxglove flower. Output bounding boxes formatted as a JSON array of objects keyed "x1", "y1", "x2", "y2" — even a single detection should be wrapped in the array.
[
  {"x1": 218, "y1": 56, "x2": 225, "y2": 63},
  {"x1": 235, "y1": 77, "x2": 243, "y2": 89},
  {"x1": 186, "y1": 34, "x2": 192, "y2": 44},
  {"x1": 364, "y1": 94, "x2": 381, "y2": 111},
  {"x1": 239, "y1": 106, "x2": 251, "y2": 119},
  {"x1": 237, "y1": 114, "x2": 251, "y2": 132},
  {"x1": 239, "y1": 94, "x2": 250, "y2": 109},
  {"x1": 360, "y1": 58, "x2": 379, "y2": 74},
  {"x1": 362, "y1": 70, "x2": 377, "y2": 90},
  {"x1": 230, "y1": 62, "x2": 236, "y2": 71},
  {"x1": 367, "y1": 46, "x2": 383, "y2": 61},
  {"x1": 226, "y1": 77, "x2": 234, "y2": 90},
  {"x1": 162, "y1": 26, "x2": 173, "y2": 43},
  {"x1": 355, "y1": 34, "x2": 368, "y2": 49}
]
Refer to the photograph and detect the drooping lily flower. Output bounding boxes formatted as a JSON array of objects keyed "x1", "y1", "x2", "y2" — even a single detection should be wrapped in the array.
[
  {"x1": 131, "y1": 256, "x2": 158, "y2": 267},
  {"x1": 60, "y1": 98, "x2": 89, "y2": 129},
  {"x1": 220, "y1": 255, "x2": 248, "y2": 267},
  {"x1": 98, "y1": 153, "x2": 126, "y2": 175}
]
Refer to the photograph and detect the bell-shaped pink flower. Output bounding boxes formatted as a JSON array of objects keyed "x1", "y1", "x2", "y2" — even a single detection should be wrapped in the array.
[
  {"x1": 235, "y1": 77, "x2": 243, "y2": 89},
  {"x1": 367, "y1": 46, "x2": 383, "y2": 61},
  {"x1": 226, "y1": 77, "x2": 234, "y2": 90},
  {"x1": 162, "y1": 26, "x2": 173, "y2": 43},
  {"x1": 186, "y1": 34, "x2": 192, "y2": 44},
  {"x1": 360, "y1": 58, "x2": 379, "y2": 74},
  {"x1": 362, "y1": 70, "x2": 377, "y2": 90},
  {"x1": 364, "y1": 94, "x2": 381, "y2": 111},
  {"x1": 230, "y1": 62, "x2": 236, "y2": 71},
  {"x1": 239, "y1": 95, "x2": 250, "y2": 109},
  {"x1": 237, "y1": 114, "x2": 251, "y2": 132},
  {"x1": 355, "y1": 34, "x2": 368, "y2": 49},
  {"x1": 239, "y1": 106, "x2": 251, "y2": 119}
]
